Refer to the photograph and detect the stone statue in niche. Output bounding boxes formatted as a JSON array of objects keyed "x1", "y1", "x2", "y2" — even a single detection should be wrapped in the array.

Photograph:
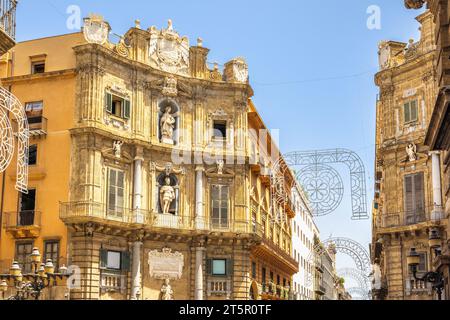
[
  {"x1": 160, "y1": 106, "x2": 176, "y2": 145},
  {"x1": 113, "y1": 141, "x2": 123, "y2": 158},
  {"x1": 160, "y1": 176, "x2": 176, "y2": 214},
  {"x1": 406, "y1": 143, "x2": 418, "y2": 162},
  {"x1": 160, "y1": 279, "x2": 174, "y2": 300}
]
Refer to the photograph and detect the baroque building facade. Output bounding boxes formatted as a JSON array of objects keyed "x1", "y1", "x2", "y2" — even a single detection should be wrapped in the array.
[
  {"x1": 0, "y1": 16, "x2": 303, "y2": 300},
  {"x1": 371, "y1": 11, "x2": 448, "y2": 300},
  {"x1": 405, "y1": 0, "x2": 450, "y2": 299}
]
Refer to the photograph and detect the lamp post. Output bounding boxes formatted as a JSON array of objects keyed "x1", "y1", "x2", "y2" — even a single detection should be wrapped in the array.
[
  {"x1": 0, "y1": 248, "x2": 70, "y2": 300},
  {"x1": 407, "y1": 246, "x2": 444, "y2": 300}
]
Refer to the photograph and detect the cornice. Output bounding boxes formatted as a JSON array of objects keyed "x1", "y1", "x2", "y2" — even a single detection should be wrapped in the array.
[{"x1": 1, "y1": 69, "x2": 77, "y2": 85}]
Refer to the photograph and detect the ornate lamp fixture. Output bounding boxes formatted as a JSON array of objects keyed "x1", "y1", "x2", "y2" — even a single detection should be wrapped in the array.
[
  {"x1": 407, "y1": 246, "x2": 444, "y2": 300},
  {"x1": 0, "y1": 248, "x2": 70, "y2": 300}
]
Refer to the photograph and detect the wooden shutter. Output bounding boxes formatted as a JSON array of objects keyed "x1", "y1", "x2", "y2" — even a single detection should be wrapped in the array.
[
  {"x1": 226, "y1": 259, "x2": 234, "y2": 276},
  {"x1": 123, "y1": 99, "x2": 131, "y2": 119},
  {"x1": 99, "y1": 249, "x2": 108, "y2": 269},
  {"x1": 105, "y1": 92, "x2": 113, "y2": 114},
  {"x1": 206, "y1": 259, "x2": 212, "y2": 275},
  {"x1": 410, "y1": 100, "x2": 418, "y2": 121},
  {"x1": 414, "y1": 173, "x2": 425, "y2": 220},
  {"x1": 404, "y1": 103, "x2": 411, "y2": 123},
  {"x1": 404, "y1": 175, "x2": 414, "y2": 223},
  {"x1": 121, "y1": 252, "x2": 131, "y2": 271}
]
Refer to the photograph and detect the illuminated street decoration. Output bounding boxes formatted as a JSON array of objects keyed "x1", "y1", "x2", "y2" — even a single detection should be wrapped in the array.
[
  {"x1": 337, "y1": 268, "x2": 371, "y2": 300},
  {"x1": 0, "y1": 86, "x2": 29, "y2": 193},
  {"x1": 306, "y1": 237, "x2": 371, "y2": 295},
  {"x1": 284, "y1": 149, "x2": 369, "y2": 220},
  {"x1": 297, "y1": 164, "x2": 344, "y2": 216}
]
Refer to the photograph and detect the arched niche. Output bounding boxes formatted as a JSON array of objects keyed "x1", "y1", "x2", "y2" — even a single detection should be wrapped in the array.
[
  {"x1": 156, "y1": 173, "x2": 179, "y2": 215},
  {"x1": 158, "y1": 98, "x2": 180, "y2": 145}
]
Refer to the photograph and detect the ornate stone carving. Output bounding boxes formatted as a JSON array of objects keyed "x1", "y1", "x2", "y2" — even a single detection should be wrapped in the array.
[
  {"x1": 160, "y1": 105, "x2": 176, "y2": 145},
  {"x1": 148, "y1": 248, "x2": 184, "y2": 280},
  {"x1": 404, "y1": 0, "x2": 425, "y2": 9},
  {"x1": 406, "y1": 143, "x2": 418, "y2": 162},
  {"x1": 378, "y1": 41, "x2": 391, "y2": 70},
  {"x1": 148, "y1": 20, "x2": 190, "y2": 76},
  {"x1": 160, "y1": 176, "x2": 176, "y2": 214},
  {"x1": 224, "y1": 58, "x2": 248, "y2": 83},
  {"x1": 115, "y1": 37, "x2": 130, "y2": 58},
  {"x1": 113, "y1": 141, "x2": 124, "y2": 158},
  {"x1": 162, "y1": 76, "x2": 178, "y2": 97},
  {"x1": 217, "y1": 159, "x2": 224, "y2": 175},
  {"x1": 160, "y1": 279, "x2": 174, "y2": 300},
  {"x1": 83, "y1": 15, "x2": 110, "y2": 45}
]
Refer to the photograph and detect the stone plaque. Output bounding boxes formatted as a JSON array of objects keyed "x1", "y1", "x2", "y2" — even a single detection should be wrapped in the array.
[{"x1": 148, "y1": 248, "x2": 184, "y2": 280}]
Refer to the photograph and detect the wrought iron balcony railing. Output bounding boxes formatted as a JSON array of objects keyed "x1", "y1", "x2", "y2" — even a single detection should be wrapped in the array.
[
  {"x1": 0, "y1": 0, "x2": 17, "y2": 55},
  {"x1": 375, "y1": 205, "x2": 447, "y2": 229},
  {"x1": 60, "y1": 201, "x2": 263, "y2": 237}
]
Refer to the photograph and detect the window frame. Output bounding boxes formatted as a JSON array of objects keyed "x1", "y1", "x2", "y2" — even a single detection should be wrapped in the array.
[
  {"x1": 44, "y1": 240, "x2": 60, "y2": 270},
  {"x1": 28, "y1": 144, "x2": 38, "y2": 166},
  {"x1": 107, "y1": 168, "x2": 125, "y2": 218},
  {"x1": 31, "y1": 61, "x2": 45, "y2": 74},
  {"x1": 212, "y1": 120, "x2": 228, "y2": 141},
  {"x1": 15, "y1": 241, "x2": 33, "y2": 274},
  {"x1": 210, "y1": 184, "x2": 230, "y2": 229},
  {"x1": 105, "y1": 91, "x2": 131, "y2": 120},
  {"x1": 403, "y1": 99, "x2": 419, "y2": 124},
  {"x1": 404, "y1": 172, "x2": 426, "y2": 225},
  {"x1": 212, "y1": 259, "x2": 227, "y2": 277}
]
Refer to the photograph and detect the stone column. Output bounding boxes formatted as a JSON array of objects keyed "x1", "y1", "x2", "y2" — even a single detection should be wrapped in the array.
[
  {"x1": 131, "y1": 241, "x2": 143, "y2": 300},
  {"x1": 133, "y1": 149, "x2": 144, "y2": 223},
  {"x1": 195, "y1": 166, "x2": 205, "y2": 230},
  {"x1": 195, "y1": 246, "x2": 205, "y2": 300},
  {"x1": 430, "y1": 151, "x2": 444, "y2": 220}
]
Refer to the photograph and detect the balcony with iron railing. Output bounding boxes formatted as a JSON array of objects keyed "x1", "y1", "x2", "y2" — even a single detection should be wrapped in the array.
[
  {"x1": 375, "y1": 205, "x2": 448, "y2": 231},
  {"x1": 255, "y1": 233, "x2": 299, "y2": 274},
  {"x1": 59, "y1": 201, "x2": 264, "y2": 238},
  {"x1": 3, "y1": 210, "x2": 41, "y2": 238},
  {"x1": 0, "y1": 0, "x2": 17, "y2": 55}
]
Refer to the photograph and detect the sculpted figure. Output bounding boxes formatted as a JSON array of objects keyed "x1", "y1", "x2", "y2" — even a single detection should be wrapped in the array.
[
  {"x1": 160, "y1": 177, "x2": 176, "y2": 214},
  {"x1": 406, "y1": 143, "x2": 417, "y2": 162},
  {"x1": 113, "y1": 141, "x2": 123, "y2": 158},
  {"x1": 160, "y1": 279, "x2": 174, "y2": 300},
  {"x1": 160, "y1": 106, "x2": 176, "y2": 144}
]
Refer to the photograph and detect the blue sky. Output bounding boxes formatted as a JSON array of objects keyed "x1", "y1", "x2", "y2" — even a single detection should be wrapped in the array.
[{"x1": 16, "y1": 0, "x2": 425, "y2": 286}]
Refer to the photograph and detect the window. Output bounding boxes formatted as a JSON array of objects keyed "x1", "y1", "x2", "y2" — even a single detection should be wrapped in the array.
[
  {"x1": 252, "y1": 262, "x2": 257, "y2": 279},
  {"x1": 100, "y1": 249, "x2": 130, "y2": 271},
  {"x1": 262, "y1": 267, "x2": 266, "y2": 286},
  {"x1": 19, "y1": 189, "x2": 36, "y2": 226},
  {"x1": 44, "y1": 240, "x2": 60, "y2": 269},
  {"x1": 15, "y1": 242, "x2": 33, "y2": 273},
  {"x1": 28, "y1": 145, "x2": 37, "y2": 166},
  {"x1": 25, "y1": 101, "x2": 43, "y2": 114},
  {"x1": 107, "y1": 168, "x2": 124, "y2": 217},
  {"x1": 211, "y1": 185, "x2": 229, "y2": 229},
  {"x1": 212, "y1": 259, "x2": 227, "y2": 276},
  {"x1": 105, "y1": 92, "x2": 130, "y2": 120},
  {"x1": 404, "y1": 100, "x2": 418, "y2": 123},
  {"x1": 31, "y1": 61, "x2": 45, "y2": 74},
  {"x1": 404, "y1": 173, "x2": 425, "y2": 225},
  {"x1": 213, "y1": 120, "x2": 227, "y2": 140}
]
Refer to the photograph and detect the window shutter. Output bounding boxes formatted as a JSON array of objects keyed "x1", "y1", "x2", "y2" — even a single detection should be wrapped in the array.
[
  {"x1": 404, "y1": 103, "x2": 411, "y2": 123},
  {"x1": 206, "y1": 259, "x2": 212, "y2": 275},
  {"x1": 404, "y1": 175, "x2": 414, "y2": 223},
  {"x1": 105, "y1": 92, "x2": 113, "y2": 114},
  {"x1": 411, "y1": 100, "x2": 418, "y2": 121},
  {"x1": 123, "y1": 99, "x2": 131, "y2": 119},
  {"x1": 121, "y1": 252, "x2": 131, "y2": 271},
  {"x1": 226, "y1": 259, "x2": 234, "y2": 277},
  {"x1": 100, "y1": 249, "x2": 108, "y2": 269},
  {"x1": 414, "y1": 173, "x2": 425, "y2": 219}
]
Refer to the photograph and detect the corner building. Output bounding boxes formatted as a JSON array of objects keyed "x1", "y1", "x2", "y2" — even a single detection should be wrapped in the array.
[{"x1": 0, "y1": 16, "x2": 299, "y2": 300}]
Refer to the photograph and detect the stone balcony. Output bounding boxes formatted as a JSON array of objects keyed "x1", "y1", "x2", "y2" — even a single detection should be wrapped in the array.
[
  {"x1": 59, "y1": 201, "x2": 263, "y2": 240},
  {"x1": 3, "y1": 210, "x2": 41, "y2": 239}
]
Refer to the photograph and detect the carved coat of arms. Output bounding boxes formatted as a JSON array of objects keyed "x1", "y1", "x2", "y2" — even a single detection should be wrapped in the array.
[
  {"x1": 83, "y1": 15, "x2": 110, "y2": 45},
  {"x1": 149, "y1": 20, "x2": 190, "y2": 76},
  {"x1": 225, "y1": 58, "x2": 249, "y2": 83}
]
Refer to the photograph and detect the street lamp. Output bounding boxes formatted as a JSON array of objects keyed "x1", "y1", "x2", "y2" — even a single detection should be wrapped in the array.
[
  {"x1": 0, "y1": 248, "x2": 71, "y2": 300},
  {"x1": 407, "y1": 247, "x2": 444, "y2": 301}
]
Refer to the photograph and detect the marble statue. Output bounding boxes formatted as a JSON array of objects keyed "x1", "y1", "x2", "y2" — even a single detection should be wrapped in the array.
[
  {"x1": 160, "y1": 279, "x2": 174, "y2": 300},
  {"x1": 113, "y1": 141, "x2": 123, "y2": 158},
  {"x1": 160, "y1": 106, "x2": 176, "y2": 145},
  {"x1": 406, "y1": 143, "x2": 417, "y2": 162},
  {"x1": 160, "y1": 177, "x2": 176, "y2": 214}
]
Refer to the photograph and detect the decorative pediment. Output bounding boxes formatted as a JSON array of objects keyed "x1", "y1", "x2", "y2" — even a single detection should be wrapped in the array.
[{"x1": 148, "y1": 20, "x2": 190, "y2": 76}]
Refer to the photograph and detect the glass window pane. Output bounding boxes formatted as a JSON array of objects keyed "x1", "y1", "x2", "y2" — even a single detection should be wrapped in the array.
[
  {"x1": 212, "y1": 259, "x2": 226, "y2": 276},
  {"x1": 107, "y1": 251, "x2": 121, "y2": 270}
]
